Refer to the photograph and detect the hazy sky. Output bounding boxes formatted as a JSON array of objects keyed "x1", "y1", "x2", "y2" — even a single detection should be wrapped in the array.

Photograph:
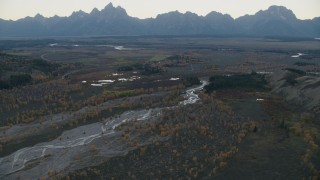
[{"x1": 1, "y1": 0, "x2": 319, "y2": 20}]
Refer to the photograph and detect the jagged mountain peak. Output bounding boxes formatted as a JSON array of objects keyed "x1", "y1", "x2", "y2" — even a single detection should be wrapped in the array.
[
  {"x1": 268, "y1": 5, "x2": 291, "y2": 12},
  {"x1": 103, "y1": 2, "x2": 115, "y2": 11},
  {"x1": 90, "y1": 8, "x2": 99, "y2": 15},
  {"x1": 185, "y1": 11, "x2": 198, "y2": 16},
  {"x1": 156, "y1": 10, "x2": 195, "y2": 19},
  {"x1": 206, "y1": 11, "x2": 223, "y2": 17},
  {"x1": 71, "y1": 10, "x2": 88, "y2": 17},
  {"x1": 34, "y1": 13, "x2": 44, "y2": 19},
  {"x1": 256, "y1": 5, "x2": 297, "y2": 20},
  {"x1": 106, "y1": 2, "x2": 114, "y2": 7},
  {"x1": 102, "y1": 3, "x2": 125, "y2": 12},
  {"x1": 162, "y1": 10, "x2": 180, "y2": 15},
  {"x1": 206, "y1": 11, "x2": 233, "y2": 20},
  {"x1": 100, "y1": 3, "x2": 128, "y2": 17}
]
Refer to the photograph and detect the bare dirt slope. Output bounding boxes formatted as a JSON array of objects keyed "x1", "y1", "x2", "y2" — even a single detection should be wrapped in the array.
[{"x1": 269, "y1": 70, "x2": 320, "y2": 114}]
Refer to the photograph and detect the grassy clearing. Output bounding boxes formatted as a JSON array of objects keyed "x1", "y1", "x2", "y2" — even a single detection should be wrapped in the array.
[
  {"x1": 102, "y1": 89, "x2": 144, "y2": 100},
  {"x1": 286, "y1": 116, "x2": 320, "y2": 178},
  {"x1": 261, "y1": 96, "x2": 320, "y2": 179},
  {"x1": 209, "y1": 89, "x2": 318, "y2": 179},
  {"x1": 149, "y1": 55, "x2": 170, "y2": 62}
]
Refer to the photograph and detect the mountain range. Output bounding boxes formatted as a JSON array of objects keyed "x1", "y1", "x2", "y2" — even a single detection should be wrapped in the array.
[{"x1": 0, "y1": 3, "x2": 319, "y2": 37}]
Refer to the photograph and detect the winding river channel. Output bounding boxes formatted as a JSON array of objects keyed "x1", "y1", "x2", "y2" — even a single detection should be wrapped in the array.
[{"x1": 0, "y1": 81, "x2": 207, "y2": 179}]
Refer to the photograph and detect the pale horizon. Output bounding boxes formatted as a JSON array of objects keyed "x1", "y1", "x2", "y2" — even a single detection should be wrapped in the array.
[{"x1": 1, "y1": 0, "x2": 320, "y2": 21}]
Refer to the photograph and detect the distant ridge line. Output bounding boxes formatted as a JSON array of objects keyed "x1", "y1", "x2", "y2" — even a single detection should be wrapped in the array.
[{"x1": 0, "y1": 3, "x2": 319, "y2": 37}]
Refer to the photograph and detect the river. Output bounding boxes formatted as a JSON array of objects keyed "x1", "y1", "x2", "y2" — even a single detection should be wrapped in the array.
[{"x1": 0, "y1": 81, "x2": 208, "y2": 179}]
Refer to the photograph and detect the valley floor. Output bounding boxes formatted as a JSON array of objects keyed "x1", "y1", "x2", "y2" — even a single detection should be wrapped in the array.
[{"x1": 0, "y1": 36, "x2": 319, "y2": 179}]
